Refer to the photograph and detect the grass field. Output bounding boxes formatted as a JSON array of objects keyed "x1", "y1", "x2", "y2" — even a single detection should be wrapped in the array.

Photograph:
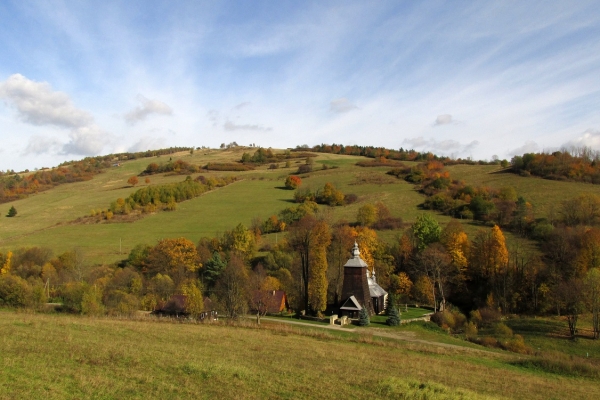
[
  {"x1": 1, "y1": 310, "x2": 600, "y2": 399},
  {"x1": 1, "y1": 147, "x2": 598, "y2": 264}
]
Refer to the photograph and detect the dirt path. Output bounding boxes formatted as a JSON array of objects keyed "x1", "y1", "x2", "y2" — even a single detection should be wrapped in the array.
[{"x1": 256, "y1": 316, "x2": 504, "y2": 356}]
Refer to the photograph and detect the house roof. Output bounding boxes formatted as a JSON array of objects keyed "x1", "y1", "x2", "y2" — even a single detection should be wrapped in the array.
[
  {"x1": 340, "y1": 295, "x2": 362, "y2": 311},
  {"x1": 369, "y1": 281, "x2": 388, "y2": 298}
]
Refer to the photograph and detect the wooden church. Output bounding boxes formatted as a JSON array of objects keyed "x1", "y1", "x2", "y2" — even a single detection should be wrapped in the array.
[{"x1": 339, "y1": 242, "x2": 388, "y2": 317}]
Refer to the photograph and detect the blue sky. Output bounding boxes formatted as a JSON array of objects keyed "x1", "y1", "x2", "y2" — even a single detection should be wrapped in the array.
[{"x1": 1, "y1": 1, "x2": 599, "y2": 171}]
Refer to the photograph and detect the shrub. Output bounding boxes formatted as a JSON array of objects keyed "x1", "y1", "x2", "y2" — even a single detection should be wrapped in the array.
[
  {"x1": 284, "y1": 175, "x2": 302, "y2": 190},
  {"x1": 60, "y1": 282, "x2": 88, "y2": 313},
  {"x1": 469, "y1": 309, "x2": 482, "y2": 327},
  {"x1": 464, "y1": 321, "x2": 478, "y2": 339},
  {"x1": 0, "y1": 274, "x2": 32, "y2": 307},
  {"x1": 478, "y1": 336, "x2": 498, "y2": 348},
  {"x1": 502, "y1": 334, "x2": 532, "y2": 354},
  {"x1": 6, "y1": 206, "x2": 17, "y2": 217},
  {"x1": 358, "y1": 307, "x2": 370, "y2": 326},
  {"x1": 478, "y1": 307, "x2": 501, "y2": 326},
  {"x1": 344, "y1": 193, "x2": 358, "y2": 204},
  {"x1": 493, "y1": 322, "x2": 513, "y2": 338}
]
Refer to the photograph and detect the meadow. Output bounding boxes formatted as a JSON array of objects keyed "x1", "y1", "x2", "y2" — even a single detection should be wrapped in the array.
[
  {"x1": 1, "y1": 310, "x2": 599, "y2": 400},
  {"x1": 2, "y1": 146, "x2": 585, "y2": 265}
]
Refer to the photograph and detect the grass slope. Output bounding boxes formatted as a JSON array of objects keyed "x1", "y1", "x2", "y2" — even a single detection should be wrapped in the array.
[
  {"x1": 1, "y1": 148, "x2": 597, "y2": 264},
  {"x1": 2, "y1": 311, "x2": 599, "y2": 399}
]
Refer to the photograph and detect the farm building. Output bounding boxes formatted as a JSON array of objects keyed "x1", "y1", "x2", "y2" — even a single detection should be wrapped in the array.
[{"x1": 251, "y1": 290, "x2": 289, "y2": 314}]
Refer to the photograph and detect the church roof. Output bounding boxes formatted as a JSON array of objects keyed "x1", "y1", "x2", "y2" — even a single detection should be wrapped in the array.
[
  {"x1": 343, "y1": 242, "x2": 368, "y2": 268},
  {"x1": 339, "y1": 295, "x2": 362, "y2": 311},
  {"x1": 369, "y1": 281, "x2": 388, "y2": 298}
]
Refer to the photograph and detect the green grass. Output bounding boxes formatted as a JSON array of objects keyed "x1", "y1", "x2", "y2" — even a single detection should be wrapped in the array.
[
  {"x1": 2, "y1": 310, "x2": 600, "y2": 399},
  {"x1": 1, "y1": 148, "x2": 598, "y2": 264}
]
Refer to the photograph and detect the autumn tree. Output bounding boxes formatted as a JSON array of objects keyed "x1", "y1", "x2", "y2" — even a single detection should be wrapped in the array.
[
  {"x1": 356, "y1": 204, "x2": 377, "y2": 226},
  {"x1": 216, "y1": 254, "x2": 249, "y2": 319},
  {"x1": 145, "y1": 237, "x2": 200, "y2": 285},
  {"x1": 469, "y1": 226, "x2": 509, "y2": 310},
  {"x1": 288, "y1": 215, "x2": 331, "y2": 314},
  {"x1": 179, "y1": 279, "x2": 204, "y2": 318},
  {"x1": 416, "y1": 243, "x2": 451, "y2": 311},
  {"x1": 327, "y1": 224, "x2": 357, "y2": 304},
  {"x1": 222, "y1": 223, "x2": 256, "y2": 261},
  {"x1": 127, "y1": 176, "x2": 139, "y2": 187},
  {"x1": 284, "y1": 175, "x2": 302, "y2": 190}
]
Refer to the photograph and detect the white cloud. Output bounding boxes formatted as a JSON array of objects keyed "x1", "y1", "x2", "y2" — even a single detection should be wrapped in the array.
[
  {"x1": 402, "y1": 136, "x2": 479, "y2": 155},
  {"x1": 124, "y1": 95, "x2": 173, "y2": 124},
  {"x1": 330, "y1": 98, "x2": 358, "y2": 113},
  {"x1": 433, "y1": 114, "x2": 455, "y2": 126},
  {"x1": 62, "y1": 126, "x2": 110, "y2": 155},
  {"x1": 562, "y1": 128, "x2": 600, "y2": 149},
  {"x1": 23, "y1": 136, "x2": 62, "y2": 155},
  {"x1": 508, "y1": 141, "x2": 540, "y2": 156},
  {"x1": 223, "y1": 119, "x2": 272, "y2": 131},
  {"x1": 233, "y1": 102, "x2": 251, "y2": 110},
  {"x1": 128, "y1": 136, "x2": 168, "y2": 152},
  {"x1": 0, "y1": 74, "x2": 92, "y2": 128}
]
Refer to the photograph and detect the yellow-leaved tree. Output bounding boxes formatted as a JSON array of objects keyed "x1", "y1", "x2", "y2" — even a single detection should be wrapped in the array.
[{"x1": 0, "y1": 251, "x2": 13, "y2": 275}]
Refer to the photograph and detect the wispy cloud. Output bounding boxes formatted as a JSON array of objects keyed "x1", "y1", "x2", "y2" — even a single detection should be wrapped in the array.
[
  {"x1": 124, "y1": 95, "x2": 173, "y2": 124},
  {"x1": 330, "y1": 98, "x2": 358, "y2": 113},
  {"x1": 433, "y1": 114, "x2": 456, "y2": 126},
  {"x1": 402, "y1": 136, "x2": 479, "y2": 155},
  {"x1": 223, "y1": 120, "x2": 272, "y2": 132},
  {"x1": 128, "y1": 136, "x2": 168, "y2": 152}
]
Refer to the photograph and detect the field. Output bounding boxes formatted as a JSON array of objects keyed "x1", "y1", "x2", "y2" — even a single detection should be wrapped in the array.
[
  {"x1": 1, "y1": 310, "x2": 599, "y2": 400},
  {"x1": 4, "y1": 147, "x2": 597, "y2": 264}
]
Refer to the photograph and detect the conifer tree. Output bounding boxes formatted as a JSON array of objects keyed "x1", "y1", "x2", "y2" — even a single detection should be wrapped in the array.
[
  {"x1": 386, "y1": 292, "x2": 401, "y2": 326},
  {"x1": 358, "y1": 306, "x2": 370, "y2": 326},
  {"x1": 6, "y1": 206, "x2": 17, "y2": 217}
]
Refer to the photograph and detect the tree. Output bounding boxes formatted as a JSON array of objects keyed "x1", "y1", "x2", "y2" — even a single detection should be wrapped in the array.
[
  {"x1": 416, "y1": 243, "x2": 451, "y2": 311},
  {"x1": 386, "y1": 292, "x2": 401, "y2": 326},
  {"x1": 358, "y1": 306, "x2": 370, "y2": 326},
  {"x1": 584, "y1": 268, "x2": 600, "y2": 339},
  {"x1": 127, "y1": 176, "x2": 139, "y2": 187},
  {"x1": 180, "y1": 279, "x2": 204, "y2": 318},
  {"x1": 216, "y1": 254, "x2": 249, "y2": 319},
  {"x1": 6, "y1": 206, "x2": 17, "y2": 217},
  {"x1": 288, "y1": 215, "x2": 331, "y2": 314},
  {"x1": 145, "y1": 237, "x2": 200, "y2": 285},
  {"x1": 285, "y1": 175, "x2": 302, "y2": 190},
  {"x1": 327, "y1": 224, "x2": 357, "y2": 304},
  {"x1": 356, "y1": 204, "x2": 377, "y2": 226},
  {"x1": 412, "y1": 214, "x2": 441, "y2": 251}
]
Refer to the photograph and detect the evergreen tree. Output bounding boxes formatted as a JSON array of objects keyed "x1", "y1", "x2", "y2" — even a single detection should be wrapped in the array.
[
  {"x1": 6, "y1": 206, "x2": 17, "y2": 217},
  {"x1": 358, "y1": 306, "x2": 370, "y2": 326},
  {"x1": 386, "y1": 292, "x2": 401, "y2": 326}
]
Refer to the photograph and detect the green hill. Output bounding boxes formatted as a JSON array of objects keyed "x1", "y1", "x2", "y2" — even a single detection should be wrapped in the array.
[{"x1": 1, "y1": 147, "x2": 598, "y2": 264}]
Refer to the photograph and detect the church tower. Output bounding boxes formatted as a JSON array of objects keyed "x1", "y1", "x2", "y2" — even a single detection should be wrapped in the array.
[{"x1": 339, "y1": 242, "x2": 375, "y2": 316}]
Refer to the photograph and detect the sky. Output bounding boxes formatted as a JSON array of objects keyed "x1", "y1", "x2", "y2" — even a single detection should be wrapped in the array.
[{"x1": 0, "y1": 1, "x2": 599, "y2": 171}]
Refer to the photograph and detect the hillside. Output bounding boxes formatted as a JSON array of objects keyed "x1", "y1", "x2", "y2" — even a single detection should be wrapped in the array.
[
  {"x1": 1, "y1": 147, "x2": 599, "y2": 264},
  {"x1": 1, "y1": 311, "x2": 599, "y2": 400}
]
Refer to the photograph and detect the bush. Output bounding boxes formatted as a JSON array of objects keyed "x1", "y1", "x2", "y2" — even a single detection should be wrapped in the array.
[
  {"x1": 60, "y1": 282, "x2": 88, "y2": 313},
  {"x1": 478, "y1": 307, "x2": 501, "y2": 326},
  {"x1": 469, "y1": 309, "x2": 482, "y2": 327},
  {"x1": 493, "y1": 322, "x2": 513, "y2": 338},
  {"x1": 464, "y1": 321, "x2": 478, "y2": 339},
  {"x1": 502, "y1": 334, "x2": 532, "y2": 354},
  {"x1": 0, "y1": 275, "x2": 32, "y2": 307}
]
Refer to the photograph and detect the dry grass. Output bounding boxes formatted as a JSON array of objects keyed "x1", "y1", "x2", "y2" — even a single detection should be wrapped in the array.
[{"x1": 1, "y1": 310, "x2": 599, "y2": 399}]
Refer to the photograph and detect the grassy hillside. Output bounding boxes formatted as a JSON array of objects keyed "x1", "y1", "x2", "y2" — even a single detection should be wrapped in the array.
[
  {"x1": 1, "y1": 310, "x2": 599, "y2": 399},
  {"x1": 0, "y1": 147, "x2": 598, "y2": 264}
]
